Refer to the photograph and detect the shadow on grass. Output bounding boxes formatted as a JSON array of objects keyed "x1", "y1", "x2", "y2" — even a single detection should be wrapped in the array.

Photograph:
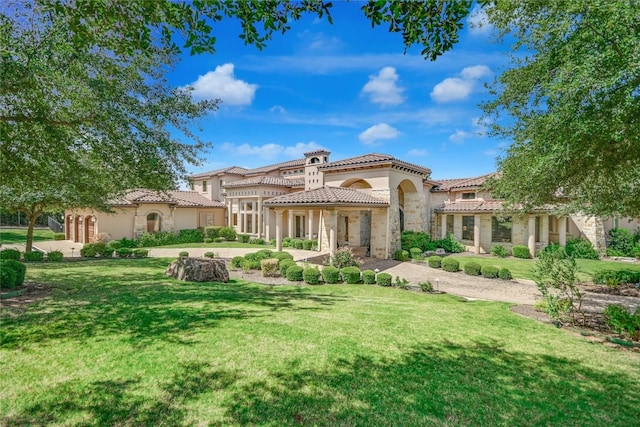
[
  {"x1": 1, "y1": 260, "x2": 344, "y2": 348},
  {"x1": 3, "y1": 341, "x2": 638, "y2": 426}
]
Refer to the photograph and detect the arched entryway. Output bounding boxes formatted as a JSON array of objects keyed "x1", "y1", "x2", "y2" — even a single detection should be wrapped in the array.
[
  {"x1": 397, "y1": 179, "x2": 420, "y2": 231},
  {"x1": 147, "y1": 213, "x2": 161, "y2": 233}
]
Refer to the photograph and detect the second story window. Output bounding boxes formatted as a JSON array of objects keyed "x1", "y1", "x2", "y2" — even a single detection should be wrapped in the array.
[
  {"x1": 461, "y1": 192, "x2": 476, "y2": 200},
  {"x1": 202, "y1": 180, "x2": 207, "y2": 192}
]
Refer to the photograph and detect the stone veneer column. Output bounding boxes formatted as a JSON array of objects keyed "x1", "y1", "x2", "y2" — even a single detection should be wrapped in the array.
[
  {"x1": 474, "y1": 214, "x2": 481, "y2": 254},
  {"x1": 528, "y1": 216, "x2": 536, "y2": 258},
  {"x1": 441, "y1": 214, "x2": 447, "y2": 239},
  {"x1": 275, "y1": 210, "x2": 283, "y2": 251},
  {"x1": 329, "y1": 210, "x2": 337, "y2": 260},
  {"x1": 388, "y1": 188, "x2": 401, "y2": 254},
  {"x1": 558, "y1": 216, "x2": 567, "y2": 246}
]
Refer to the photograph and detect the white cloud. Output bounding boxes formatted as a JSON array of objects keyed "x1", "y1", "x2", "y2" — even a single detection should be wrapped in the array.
[
  {"x1": 269, "y1": 105, "x2": 287, "y2": 114},
  {"x1": 467, "y1": 5, "x2": 493, "y2": 35},
  {"x1": 430, "y1": 65, "x2": 492, "y2": 103},
  {"x1": 187, "y1": 63, "x2": 258, "y2": 106},
  {"x1": 219, "y1": 141, "x2": 326, "y2": 162},
  {"x1": 449, "y1": 129, "x2": 473, "y2": 143},
  {"x1": 408, "y1": 149, "x2": 428, "y2": 157},
  {"x1": 358, "y1": 123, "x2": 401, "y2": 145},
  {"x1": 362, "y1": 67, "x2": 405, "y2": 106}
]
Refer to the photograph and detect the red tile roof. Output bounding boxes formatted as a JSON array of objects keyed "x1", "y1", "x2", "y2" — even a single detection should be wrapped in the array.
[
  {"x1": 431, "y1": 173, "x2": 497, "y2": 192},
  {"x1": 264, "y1": 186, "x2": 389, "y2": 207},
  {"x1": 223, "y1": 176, "x2": 304, "y2": 188},
  {"x1": 190, "y1": 166, "x2": 249, "y2": 178},
  {"x1": 111, "y1": 190, "x2": 225, "y2": 208},
  {"x1": 435, "y1": 200, "x2": 551, "y2": 213},
  {"x1": 318, "y1": 153, "x2": 431, "y2": 176}
]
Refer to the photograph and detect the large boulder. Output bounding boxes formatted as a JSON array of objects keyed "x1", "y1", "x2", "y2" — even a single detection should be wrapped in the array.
[{"x1": 165, "y1": 257, "x2": 229, "y2": 283}]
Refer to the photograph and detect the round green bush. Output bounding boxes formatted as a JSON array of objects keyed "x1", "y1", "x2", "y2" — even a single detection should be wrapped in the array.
[
  {"x1": 0, "y1": 259, "x2": 26, "y2": 287},
  {"x1": 132, "y1": 248, "x2": 148, "y2": 258},
  {"x1": 409, "y1": 247, "x2": 423, "y2": 259},
  {"x1": 302, "y1": 239, "x2": 314, "y2": 250},
  {"x1": 482, "y1": 265, "x2": 499, "y2": 279},
  {"x1": 116, "y1": 248, "x2": 133, "y2": 258},
  {"x1": 490, "y1": 245, "x2": 508, "y2": 258},
  {"x1": 107, "y1": 240, "x2": 122, "y2": 249},
  {"x1": 394, "y1": 250, "x2": 409, "y2": 261},
  {"x1": 249, "y1": 238, "x2": 265, "y2": 245},
  {"x1": 237, "y1": 234, "x2": 250, "y2": 243},
  {"x1": 279, "y1": 259, "x2": 297, "y2": 276},
  {"x1": 204, "y1": 237, "x2": 213, "y2": 243},
  {"x1": 498, "y1": 268, "x2": 513, "y2": 280},
  {"x1": 321, "y1": 266, "x2": 340, "y2": 284},
  {"x1": 0, "y1": 248, "x2": 21, "y2": 260},
  {"x1": 362, "y1": 269, "x2": 376, "y2": 284},
  {"x1": 23, "y1": 251, "x2": 44, "y2": 262},
  {"x1": 47, "y1": 250, "x2": 64, "y2": 262},
  {"x1": 303, "y1": 267, "x2": 321, "y2": 285},
  {"x1": 231, "y1": 256, "x2": 244, "y2": 268},
  {"x1": 53, "y1": 232, "x2": 66, "y2": 241},
  {"x1": 441, "y1": 257, "x2": 460, "y2": 272},
  {"x1": 179, "y1": 251, "x2": 189, "y2": 257},
  {"x1": 292, "y1": 239, "x2": 304, "y2": 249},
  {"x1": 204, "y1": 252, "x2": 215, "y2": 258},
  {"x1": 286, "y1": 265, "x2": 304, "y2": 281},
  {"x1": 242, "y1": 259, "x2": 261, "y2": 270},
  {"x1": 376, "y1": 272, "x2": 392, "y2": 286},
  {"x1": 244, "y1": 253, "x2": 259, "y2": 261},
  {"x1": 213, "y1": 237, "x2": 223, "y2": 243},
  {"x1": 256, "y1": 249, "x2": 273, "y2": 259},
  {"x1": 218, "y1": 226, "x2": 237, "y2": 242},
  {"x1": 464, "y1": 262, "x2": 482, "y2": 276},
  {"x1": 272, "y1": 251, "x2": 294, "y2": 261},
  {"x1": 427, "y1": 255, "x2": 442, "y2": 268},
  {"x1": 0, "y1": 267, "x2": 17, "y2": 289},
  {"x1": 341, "y1": 266, "x2": 361, "y2": 284},
  {"x1": 511, "y1": 245, "x2": 531, "y2": 259}
]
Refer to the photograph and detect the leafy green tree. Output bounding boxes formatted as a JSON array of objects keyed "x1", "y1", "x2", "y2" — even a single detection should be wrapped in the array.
[{"x1": 483, "y1": 1, "x2": 640, "y2": 217}]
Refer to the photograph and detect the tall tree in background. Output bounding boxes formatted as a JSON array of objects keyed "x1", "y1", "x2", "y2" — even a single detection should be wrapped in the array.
[{"x1": 483, "y1": 1, "x2": 640, "y2": 217}]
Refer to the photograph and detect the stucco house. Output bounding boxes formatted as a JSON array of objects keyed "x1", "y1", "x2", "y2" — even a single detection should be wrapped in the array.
[{"x1": 66, "y1": 150, "x2": 638, "y2": 258}]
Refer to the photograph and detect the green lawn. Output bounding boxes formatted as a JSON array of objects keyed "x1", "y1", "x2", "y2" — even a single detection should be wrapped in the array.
[
  {"x1": 1, "y1": 259, "x2": 639, "y2": 426},
  {"x1": 0, "y1": 228, "x2": 54, "y2": 244},
  {"x1": 444, "y1": 255, "x2": 640, "y2": 282}
]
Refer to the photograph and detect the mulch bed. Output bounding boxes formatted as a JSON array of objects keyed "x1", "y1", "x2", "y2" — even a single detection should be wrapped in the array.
[
  {"x1": 581, "y1": 282, "x2": 640, "y2": 297},
  {"x1": 0, "y1": 283, "x2": 51, "y2": 309}
]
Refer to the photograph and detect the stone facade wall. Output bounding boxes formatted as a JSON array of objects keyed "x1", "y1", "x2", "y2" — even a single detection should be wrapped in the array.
[{"x1": 370, "y1": 208, "x2": 389, "y2": 259}]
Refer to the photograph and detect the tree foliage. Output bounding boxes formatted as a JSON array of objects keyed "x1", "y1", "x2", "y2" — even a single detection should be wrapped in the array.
[{"x1": 483, "y1": 1, "x2": 640, "y2": 217}]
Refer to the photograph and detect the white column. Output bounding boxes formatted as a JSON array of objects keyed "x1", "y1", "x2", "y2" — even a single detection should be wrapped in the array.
[
  {"x1": 559, "y1": 216, "x2": 567, "y2": 246},
  {"x1": 242, "y1": 202, "x2": 248, "y2": 233},
  {"x1": 227, "y1": 199, "x2": 232, "y2": 227},
  {"x1": 251, "y1": 202, "x2": 257, "y2": 235},
  {"x1": 329, "y1": 211, "x2": 337, "y2": 260},
  {"x1": 528, "y1": 216, "x2": 536, "y2": 258},
  {"x1": 288, "y1": 209, "x2": 294, "y2": 238},
  {"x1": 542, "y1": 215, "x2": 550, "y2": 246},
  {"x1": 441, "y1": 214, "x2": 447, "y2": 239},
  {"x1": 308, "y1": 210, "x2": 314, "y2": 239},
  {"x1": 275, "y1": 210, "x2": 283, "y2": 251},
  {"x1": 264, "y1": 206, "x2": 270, "y2": 241},
  {"x1": 257, "y1": 196, "x2": 263, "y2": 238},
  {"x1": 474, "y1": 214, "x2": 481, "y2": 254}
]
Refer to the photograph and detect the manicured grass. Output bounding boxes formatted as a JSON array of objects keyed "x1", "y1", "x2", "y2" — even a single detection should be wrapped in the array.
[
  {"x1": 0, "y1": 228, "x2": 54, "y2": 244},
  {"x1": 1, "y1": 259, "x2": 639, "y2": 426},
  {"x1": 142, "y1": 241, "x2": 275, "y2": 249},
  {"x1": 444, "y1": 255, "x2": 640, "y2": 282}
]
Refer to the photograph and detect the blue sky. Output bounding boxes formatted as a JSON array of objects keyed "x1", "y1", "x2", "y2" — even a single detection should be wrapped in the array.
[{"x1": 170, "y1": 3, "x2": 512, "y2": 180}]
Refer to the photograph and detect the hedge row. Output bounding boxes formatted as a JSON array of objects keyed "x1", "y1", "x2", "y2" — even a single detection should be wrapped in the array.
[{"x1": 424, "y1": 255, "x2": 513, "y2": 281}]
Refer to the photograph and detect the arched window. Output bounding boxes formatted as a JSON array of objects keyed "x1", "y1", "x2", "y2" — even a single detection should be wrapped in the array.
[{"x1": 147, "y1": 213, "x2": 161, "y2": 233}]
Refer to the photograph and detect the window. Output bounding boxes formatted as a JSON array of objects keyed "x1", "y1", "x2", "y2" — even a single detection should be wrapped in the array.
[
  {"x1": 461, "y1": 192, "x2": 476, "y2": 200},
  {"x1": 492, "y1": 216, "x2": 512, "y2": 242},
  {"x1": 446, "y1": 215, "x2": 454, "y2": 236},
  {"x1": 147, "y1": 213, "x2": 161, "y2": 233},
  {"x1": 462, "y1": 216, "x2": 474, "y2": 240},
  {"x1": 535, "y1": 216, "x2": 541, "y2": 243},
  {"x1": 202, "y1": 180, "x2": 207, "y2": 192}
]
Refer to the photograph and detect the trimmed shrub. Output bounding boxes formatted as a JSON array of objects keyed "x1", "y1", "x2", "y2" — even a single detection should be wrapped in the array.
[
  {"x1": 272, "y1": 251, "x2": 294, "y2": 261},
  {"x1": 401, "y1": 231, "x2": 431, "y2": 252},
  {"x1": 261, "y1": 258, "x2": 280, "y2": 277},
  {"x1": 286, "y1": 265, "x2": 304, "y2": 281},
  {"x1": 47, "y1": 250, "x2": 64, "y2": 262},
  {"x1": 203, "y1": 238, "x2": 213, "y2": 243},
  {"x1": 292, "y1": 239, "x2": 304, "y2": 249},
  {"x1": 242, "y1": 258, "x2": 261, "y2": 270},
  {"x1": 204, "y1": 252, "x2": 216, "y2": 258},
  {"x1": 279, "y1": 259, "x2": 297, "y2": 277},
  {"x1": 132, "y1": 248, "x2": 148, "y2": 258},
  {"x1": 23, "y1": 251, "x2": 44, "y2": 262},
  {"x1": 282, "y1": 237, "x2": 292, "y2": 247},
  {"x1": 249, "y1": 238, "x2": 265, "y2": 245},
  {"x1": 179, "y1": 251, "x2": 189, "y2": 257},
  {"x1": 321, "y1": 266, "x2": 340, "y2": 284},
  {"x1": 409, "y1": 247, "x2": 423, "y2": 259},
  {"x1": 119, "y1": 237, "x2": 138, "y2": 248},
  {"x1": 213, "y1": 237, "x2": 223, "y2": 243},
  {"x1": 464, "y1": 261, "x2": 482, "y2": 276},
  {"x1": 178, "y1": 229, "x2": 204, "y2": 243},
  {"x1": 542, "y1": 243, "x2": 567, "y2": 258},
  {"x1": 441, "y1": 257, "x2": 460, "y2": 272},
  {"x1": 419, "y1": 281, "x2": 434, "y2": 292},
  {"x1": 433, "y1": 234, "x2": 465, "y2": 253},
  {"x1": 341, "y1": 266, "x2": 361, "y2": 284},
  {"x1": 53, "y1": 232, "x2": 66, "y2": 240},
  {"x1": 498, "y1": 268, "x2": 513, "y2": 280},
  {"x1": 482, "y1": 265, "x2": 499, "y2": 279},
  {"x1": 490, "y1": 245, "x2": 508, "y2": 258},
  {"x1": 204, "y1": 226, "x2": 222, "y2": 239},
  {"x1": 237, "y1": 234, "x2": 250, "y2": 243},
  {"x1": 218, "y1": 226, "x2": 237, "y2": 241},
  {"x1": 302, "y1": 239, "x2": 314, "y2": 250},
  {"x1": 593, "y1": 270, "x2": 640, "y2": 287},
  {"x1": 116, "y1": 248, "x2": 133, "y2": 258},
  {"x1": 0, "y1": 267, "x2": 17, "y2": 289},
  {"x1": 256, "y1": 249, "x2": 273, "y2": 259},
  {"x1": 107, "y1": 240, "x2": 122, "y2": 249},
  {"x1": 269, "y1": 238, "x2": 276, "y2": 246},
  {"x1": 362, "y1": 269, "x2": 376, "y2": 284},
  {"x1": 427, "y1": 255, "x2": 442, "y2": 268},
  {"x1": 0, "y1": 259, "x2": 26, "y2": 287},
  {"x1": 394, "y1": 250, "x2": 409, "y2": 261},
  {"x1": 81, "y1": 242, "x2": 113, "y2": 258},
  {"x1": 80, "y1": 243, "x2": 97, "y2": 258},
  {"x1": 0, "y1": 249, "x2": 21, "y2": 261},
  {"x1": 376, "y1": 272, "x2": 392, "y2": 286},
  {"x1": 607, "y1": 228, "x2": 635, "y2": 257},
  {"x1": 566, "y1": 238, "x2": 599, "y2": 260},
  {"x1": 303, "y1": 267, "x2": 321, "y2": 285},
  {"x1": 231, "y1": 256, "x2": 244, "y2": 268},
  {"x1": 512, "y1": 245, "x2": 531, "y2": 259},
  {"x1": 328, "y1": 247, "x2": 362, "y2": 269},
  {"x1": 244, "y1": 253, "x2": 259, "y2": 262}
]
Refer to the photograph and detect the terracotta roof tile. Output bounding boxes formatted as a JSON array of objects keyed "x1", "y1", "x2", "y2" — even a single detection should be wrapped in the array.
[
  {"x1": 264, "y1": 186, "x2": 389, "y2": 206},
  {"x1": 431, "y1": 173, "x2": 497, "y2": 192},
  {"x1": 435, "y1": 199, "x2": 551, "y2": 213},
  {"x1": 111, "y1": 190, "x2": 224, "y2": 208},
  {"x1": 244, "y1": 158, "x2": 305, "y2": 175},
  {"x1": 190, "y1": 166, "x2": 249, "y2": 178},
  {"x1": 318, "y1": 153, "x2": 431, "y2": 176},
  {"x1": 223, "y1": 176, "x2": 304, "y2": 188}
]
